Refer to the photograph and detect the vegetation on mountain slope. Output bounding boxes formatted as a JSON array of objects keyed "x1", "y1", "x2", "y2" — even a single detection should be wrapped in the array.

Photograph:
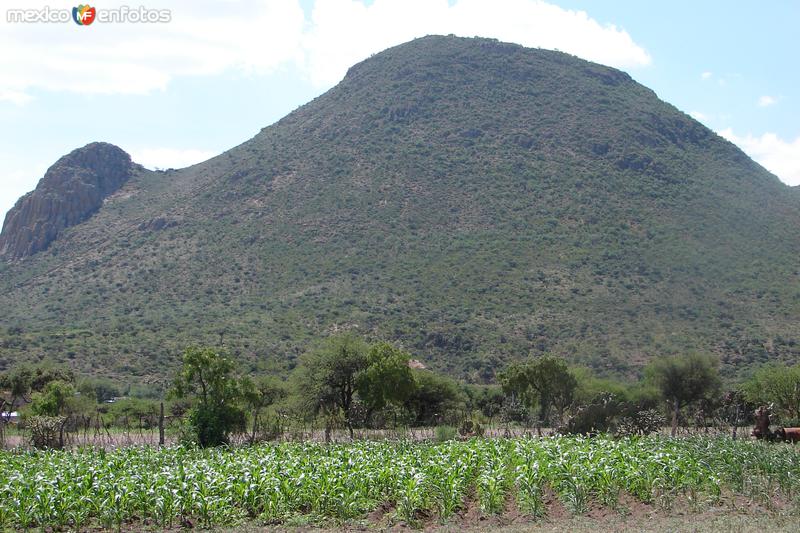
[{"x1": 0, "y1": 36, "x2": 798, "y2": 382}]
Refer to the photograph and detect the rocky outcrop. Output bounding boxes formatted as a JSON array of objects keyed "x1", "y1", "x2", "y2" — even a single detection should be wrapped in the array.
[
  {"x1": 138, "y1": 216, "x2": 181, "y2": 232},
  {"x1": 0, "y1": 142, "x2": 135, "y2": 260}
]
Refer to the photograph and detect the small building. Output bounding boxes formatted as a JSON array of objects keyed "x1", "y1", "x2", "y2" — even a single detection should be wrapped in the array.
[
  {"x1": 104, "y1": 396, "x2": 129, "y2": 404},
  {"x1": 1, "y1": 411, "x2": 19, "y2": 423}
]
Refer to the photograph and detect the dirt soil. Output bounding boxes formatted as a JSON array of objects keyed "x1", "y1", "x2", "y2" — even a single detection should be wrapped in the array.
[{"x1": 211, "y1": 489, "x2": 799, "y2": 533}]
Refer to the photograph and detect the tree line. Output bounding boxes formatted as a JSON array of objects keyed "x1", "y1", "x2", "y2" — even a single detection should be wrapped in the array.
[{"x1": 2, "y1": 335, "x2": 799, "y2": 448}]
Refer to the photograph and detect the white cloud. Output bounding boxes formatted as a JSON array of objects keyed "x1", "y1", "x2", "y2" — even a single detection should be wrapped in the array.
[
  {"x1": 0, "y1": 90, "x2": 33, "y2": 105},
  {"x1": 719, "y1": 128, "x2": 800, "y2": 186},
  {"x1": 303, "y1": 0, "x2": 652, "y2": 86},
  {"x1": 689, "y1": 111, "x2": 707, "y2": 122},
  {"x1": 0, "y1": 0, "x2": 306, "y2": 101},
  {"x1": 0, "y1": 0, "x2": 651, "y2": 99},
  {"x1": 757, "y1": 95, "x2": 777, "y2": 107},
  {"x1": 701, "y1": 71, "x2": 712, "y2": 80},
  {"x1": 130, "y1": 148, "x2": 219, "y2": 170},
  {"x1": 0, "y1": 0, "x2": 654, "y2": 224}
]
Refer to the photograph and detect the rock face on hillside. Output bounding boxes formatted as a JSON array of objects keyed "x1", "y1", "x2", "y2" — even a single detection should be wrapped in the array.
[{"x1": 0, "y1": 142, "x2": 134, "y2": 260}]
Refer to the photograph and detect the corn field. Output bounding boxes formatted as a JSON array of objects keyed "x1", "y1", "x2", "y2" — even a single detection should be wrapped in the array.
[{"x1": 0, "y1": 436, "x2": 798, "y2": 529}]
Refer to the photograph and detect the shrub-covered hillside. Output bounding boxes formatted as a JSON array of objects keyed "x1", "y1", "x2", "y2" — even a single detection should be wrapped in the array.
[{"x1": 0, "y1": 36, "x2": 798, "y2": 381}]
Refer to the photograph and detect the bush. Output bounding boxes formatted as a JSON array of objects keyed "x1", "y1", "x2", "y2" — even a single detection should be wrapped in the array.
[
  {"x1": 771, "y1": 417, "x2": 800, "y2": 429},
  {"x1": 26, "y1": 415, "x2": 66, "y2": 449},
  {"x1": 616, "y1": 409, "x2": 664, "y2": 437},
  {"x1": 435, "y1": 425, "x2": 457, "y2": 442},
  {"x1": 186, "y1": 404, "x2": 246, "y2": 447},
  {"x1": 253, "y1": 418, "x2": 283, "y2": 442},
  {"x1": 499, "y1": 394, "x2": 531, "y2": 425},
  {"x1": 562, "y1": 392, "x2": 620, "y2": 435},
  {"x1": 458, "y1": 416, "x2": 485, "y2": 437}
]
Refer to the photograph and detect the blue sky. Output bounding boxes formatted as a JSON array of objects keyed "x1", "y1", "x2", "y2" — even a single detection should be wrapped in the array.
[{"x1": 1, "y1": 0, "x2": 798, "y2": 221}]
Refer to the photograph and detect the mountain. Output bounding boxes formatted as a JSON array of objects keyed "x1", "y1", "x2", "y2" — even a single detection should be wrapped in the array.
[{"x1": 1, "y1": 36, "x2": 798, "y2": 384}]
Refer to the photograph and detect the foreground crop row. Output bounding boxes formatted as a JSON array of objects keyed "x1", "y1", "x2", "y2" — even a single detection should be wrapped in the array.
[{"x1": 0, "y1": 437, "x2": 798, "y2": 529}]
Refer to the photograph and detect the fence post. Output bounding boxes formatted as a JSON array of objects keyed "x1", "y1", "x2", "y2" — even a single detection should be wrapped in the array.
[{"x1": 159, "y1": 402, "x2": 165, "y2": 446}]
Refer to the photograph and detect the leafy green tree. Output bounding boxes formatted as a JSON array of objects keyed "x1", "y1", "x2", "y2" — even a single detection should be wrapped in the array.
[
  {"x1": 78, "y1": 377, "x2": 121, "y2": 403},
  {"x1": 241, "y1": 375, "x2": 286, "y2": 442},
  {"x1": 292, "y1": 334, "x2": 369, "y2": 439},
  {"x1": 563, "y1": 366, "x2": 662, "y2": 436},
  {"x1": 357, "y1": 342, "x2": 417, "y2": 423},
  {"x1": 106, "y1": 398, "x2": 160, "y2": 430},
  {"x1": 170, "y1": 346, "x2": 246, "y2": 447},
  {"x1": 29, "y1": 381, "x2": 76, "y2": 417},
  {"x1": 29, "y1": 364, "x2": 74, "y2": 392},
  {"x1": 570, "y1": 366, "x2": 632, "y2": 405},
  {"x1": 404, "y1": 370, "x2": 465, "y2": 426},
  {"x1": 499, "y1": 355, "x2": 577, "y2": 431},
  {"x1": 0, "y1": 367, "x2": 31, "y2": 415},
  {"x1": 463, "y1": 384, "x2": 505, "y2": 418},
  {"x1": 1, "y1": 363, "x2": 74, "y2": 413},
  {"x1": 742, "y1": 363, "x2": 800, "y2": 420},
  {"x1": 646, "y1": 353, "x2": 721, "y2": 436}
]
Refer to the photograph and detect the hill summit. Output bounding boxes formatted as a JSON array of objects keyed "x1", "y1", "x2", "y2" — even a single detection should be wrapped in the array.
[{"x1": 0, "y1": 36, "x2": 798, "y2": 381}]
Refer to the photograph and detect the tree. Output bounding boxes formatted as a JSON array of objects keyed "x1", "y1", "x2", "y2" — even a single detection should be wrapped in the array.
[
  {"x1": 1, "y1": 368, "x2": 30, "y2": 423},
  {"x1": 742, "y1": 363, "x2": 800, "y2": 421},
  {"x1": 78, "y1": 377, "x2": 121, "y2": 403},
  {"x1": 499, "y1": 355, "x2": 577, "y2": 432},
  {"x1": 720, "y1": 389, "x2": 751, "y2": 439},
  {"x1": 646, "y1": 353, "x2": 720, "y2": 436},
  {"x1": 29, "y1": 364, "x2": 74, "y2": 392},
  {"x1": 404, "y1": 370, "x2": 465, "y2": 426},
  {"x1": 107, "y1": 398, "x2": 161, "y2": 430},
  {"x1": 241, "y1": 375, "x2": 286, "y2": 442},
  {"x1": 170, "y1": 346, "x2": 245, "y2": 447},
  {"x1": 29, "y1": 380, "x2": 76, "y2": 417},
  {"x1": 463, "y1": 384, "x2": 505, "y2": 419},
  {"x1": 570, "y1": 366, "x2": 632, "y2": 405},
  {"x1": 0, "y1": 363, "x2": 75, "y2": 416},
  {"x1": 357, "y1": 342, "x2": 417, "y2": 424},
  {"x1": 292, "y1": 334, "x2": 369, "y2": 439}
]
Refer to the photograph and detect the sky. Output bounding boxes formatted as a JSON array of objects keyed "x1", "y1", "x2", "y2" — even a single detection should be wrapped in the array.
[{"x1": 1, "y1": 0, "x2": 798, "y2": 222}]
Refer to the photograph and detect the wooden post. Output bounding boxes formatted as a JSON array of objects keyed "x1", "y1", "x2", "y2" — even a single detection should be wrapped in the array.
[
  {"x1": 159, "y1": 402, "x2": 165, "y2": 446},
  {"x1": 59, "y1": 417, "x2": 66, "y2": 450},
  {"x1": 670, "y1": 398, "x2": 679, "y2": 437}
]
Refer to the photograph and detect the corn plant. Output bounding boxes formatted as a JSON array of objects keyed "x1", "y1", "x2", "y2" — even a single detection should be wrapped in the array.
[{"x1": 0, "y1": 436, "x2": 798, "y2": 529}]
